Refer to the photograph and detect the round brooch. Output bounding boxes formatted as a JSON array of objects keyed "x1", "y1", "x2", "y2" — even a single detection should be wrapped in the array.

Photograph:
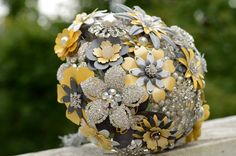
[{"x1": 55, "y1": 4, "x2": 210, "y2": 155}]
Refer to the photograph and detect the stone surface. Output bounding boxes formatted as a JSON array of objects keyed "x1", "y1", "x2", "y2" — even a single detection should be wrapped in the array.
[{"x1": 19, "y1": 116, "x2": 236, "y2": 156}]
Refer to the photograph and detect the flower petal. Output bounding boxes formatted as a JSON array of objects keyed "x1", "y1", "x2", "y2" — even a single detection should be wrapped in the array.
[
  {"x1": 122, "y1": 57, "x2": 138, "y2": 71},
  {"x1": 97, "y1": 57, "x2": 109, "y2": 64},
  {"x1": 146, "y1": 80, "x2": 155, "y2": 94},
  {"x1": 93, "y1": 48, "x2": 103, "y2": 57},
  {"x1": 110, "y1": 105, "x2": 131, "y2": 129},
  {"x1": 134, "y1": 46, "x2": 149, "y2": 60},
  {"x1": 163, "y1": 60, "x2": 175, "y2": 73},
  {"x1": 156, "y1": 59, "x2": 164, "y2": 69},
  {"x1": 152, "y1": 88, "x2": 166, "y2": 102},
  {"x1": 158, "y1": 71, "x2": 170, "y2": 78},
  {"x1": 86, "y1": 100, "x2": 109, "y2": 124},
  {"x1": 125, "y1": 74, "x2": 138, "y2": 86},
  {"x1": 120, "y1": 45, "x2": 129, "y2": 56},
  {"x1": 86, "y1": 50, "x2": 97, "y2": 61},
  {"x1": 144, "y1": 133, "x2": 158, "y2": 150},
  {"x1": 109, "y1": 57, "x2": 123, "y2": 66},
  {"x1": 112, "y1": 44, "x2": 122, "y2": 54},
  {"x1": 163, "y1": 77, "x2": 176, "y2": 91},
  {"x1": 94, "y1": 61, "x2": 109, "y2": 70},
  {"x1": 81, "y1": 77, "x2": 107, "y2": 99},
  {"x1": 178, "y1": 58, "x2": 188, "y2": 67},
  {"x1": 57, "y1": 84, "x2": 67, "y2": 103},
  {"x1": 146, "y1": 52, "x2": 155, "y2": 64},
  {"x1": 135, "y1": 56, "x2": 146, "y2": 69},
  {"x1": 157, "y1": 136, "x2": 169, "y2": 149},
  {"x1": 155, "y1": 79, "x2": 165, "y2": 89},
  {"x1": 130, "y1": 68, "x2": 145, "y2": 76},
  {"x1": 160, "y1": 129, "x2": 171, "y2": 138},
  {"x1": 60, "y1": 66, "x2": 94, "y2": 86},
  {"x1": 66, "y1": 109, "x2": 81, "y2": 126},
  {"x1": 152, "y1": 49, "x2": 164, "y2": 60},
  {"x1": 136, "y1": 76, "x2": 147, "y2": 86},
  {"x1": 122, "y1": 85, "x2": 145, "y2": 107},
  {"x1": 143, "y1": 119, "x2": 152, "y2": 128},
  {"x1": 110, "y1": 54, "x2": 120, "y2": 62},
  {"x1": 153, "y1": 115, "x2": 158, "y2": 126},
  {"x1": 104, "y1": 66, "x2": 126, "y2": 91}
]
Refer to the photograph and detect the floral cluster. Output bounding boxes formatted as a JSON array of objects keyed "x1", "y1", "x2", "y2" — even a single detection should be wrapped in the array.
[{"x1": 54, "y1": 4, "x2": 209, "y2": 154}]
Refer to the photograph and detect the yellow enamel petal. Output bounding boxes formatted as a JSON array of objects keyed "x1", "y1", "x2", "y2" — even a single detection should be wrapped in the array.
[
  {"x1": 93, "y1": 48, "x2": 102, "y2": 57},
  {"x1": 203, "y1": 104, "x2": 210, "y2": 120},
  {"x1": 152, "y1": 49, "x2": 164, "y2": 60},
  {"x1": 178, "y1": 58, "x2": 188, "y2": 67},
  {"x1": 112, "y1": 44, "x2": 121, "y2": 54},
  {"x1": 181, "y1": 47, "x2": 190, "y2": 61},
  {"x1": 101, "y1": 41, "x2": 112, "y2": 49},
  {"x1": 97, "y1": 57, "x2": 109, "y2": 64},
  {"x1": 133, "y1": 134, "x2": 143, "y2": 139},
  {"x1": 144, "y1": 27, "x2": 151, "y2": 34},
  {"x1": 54, "y1": 45, "x2": 64, "y2": 54},
  {"x1": 163, "y1": 77, "x2": 176, "y2": 91},
  {"x1": 109, "y1": 54, "x2": 120, "y2": 62},
  {"x1": 163, "y1": 60, "x2": 175, "y2": 73},
  {"x1": 60, "y1": 67, "x2": 94, "y2": 86},
  {"x1": 189, "y1": 49, "x2": 195, "y2": 61},
  {"x1": 192, "y1": 77, "x2": 198, "y2": 89},
  {"x1": 152, "y1": 88, "x2": 166, "y2": 102},
  {"x1": 68, "y1": 42, "x2": 78, "y2": 53},
  {"x1": 143, "y1": 132, "x2": 151, "y2": 142},
  {"x1": 162, "y1": 116, "x2": 169, "y2": 125},
  {"x1": 129, "y1": 47, "x2": 135, "y2": 53},
  {"x1": 160, "y1": 129, "x2": 171, "y2": 138},
  {"x1": 143, "y1": 119, "x2": 152, "y2": 128},
  {"x1": 134, "y1": 46, "x2": 149, "y2": 60},
  {"x1": 185, "y1": 70, "x2": 192, "y2": 78},
  {"x1": 66, "y1": 110, "x2": 81, "y2": 126},
  {"x1": 57, "y1": 84, "x2": 66, "y2": 103},
  {"x1": 154, "y1": 31, "x2": 162, "y2": 38},
  {"x1": 153, "y1": 115, "x2": 158, "y2": 126},
  {"x1": 125, "y1": 74, "x2": 138, "y2": 86},
  {"x1": 197, "y1": 78, "x2": 204, "y2": 89},
  {"x1": 122, "y1": 57, "x2": 138, "y2": 71},
  {"x1": 135, "y1": 126, "x2": 145, "y2": 132},
  {"x1": 157, "y1": 136, "x2": 168, "y2": 149}
]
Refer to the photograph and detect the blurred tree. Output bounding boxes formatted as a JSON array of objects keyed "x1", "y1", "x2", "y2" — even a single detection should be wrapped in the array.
[{"x1": 0, "y1": 0, "x2": 235, "y2": 155}]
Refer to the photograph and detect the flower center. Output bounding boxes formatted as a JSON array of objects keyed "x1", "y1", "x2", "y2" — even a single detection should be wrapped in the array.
[
  {"x1": 145, "y1": 64, "x2": 158, "y2": 78},
  {"x1": 151, "y1": 131, "x2": 161, "y2": 140},
  {"x1": 101, "y1": 46, "x2": 114, "y2": 59},
  {"x1": 70, "y1": 92, "x2": 82, "y2": 108},
  {"x1": 61, "y1": 36, "x2": 69, "y2": 46},
  {"x1": 102, "y1": 88, "x2": 122, "y2": 109}
]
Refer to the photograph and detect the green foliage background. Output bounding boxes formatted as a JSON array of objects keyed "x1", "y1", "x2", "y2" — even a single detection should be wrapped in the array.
[{"x1": 0, "y1": 0, "x2": 235, "y2": 155}]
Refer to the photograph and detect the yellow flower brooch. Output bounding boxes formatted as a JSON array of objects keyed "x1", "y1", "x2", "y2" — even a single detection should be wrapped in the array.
[{"x1": 55, "y1": 4, "x2": 209, "y2": 155}]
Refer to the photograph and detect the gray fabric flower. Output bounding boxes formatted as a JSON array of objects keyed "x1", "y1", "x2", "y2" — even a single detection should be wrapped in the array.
[{"x1": 85, "y1": 37, "x2": 129, "y2": 70}]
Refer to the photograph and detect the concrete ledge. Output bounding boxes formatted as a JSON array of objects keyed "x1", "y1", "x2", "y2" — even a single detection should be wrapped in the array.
[{"x1": 19, "y1": 116, "x2": 236, "y2": 156}]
